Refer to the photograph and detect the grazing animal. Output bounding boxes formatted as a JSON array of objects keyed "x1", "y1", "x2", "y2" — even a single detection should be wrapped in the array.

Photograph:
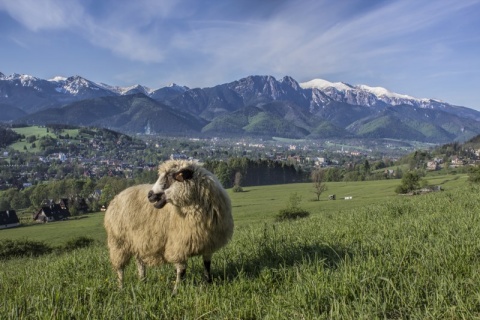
[{"x1": 104, "y1": 160, "x2": 233, "y2": 294}]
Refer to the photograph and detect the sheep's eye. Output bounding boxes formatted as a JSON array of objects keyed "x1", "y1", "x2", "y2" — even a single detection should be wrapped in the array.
[{"x1": 165, "y1": 174, "x2": 175, "y2": 187}]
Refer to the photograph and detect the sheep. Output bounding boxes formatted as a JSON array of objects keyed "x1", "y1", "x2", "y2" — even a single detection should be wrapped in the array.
[{"x1": 104, "y1": 160, "x2": 234, "y2": 294}]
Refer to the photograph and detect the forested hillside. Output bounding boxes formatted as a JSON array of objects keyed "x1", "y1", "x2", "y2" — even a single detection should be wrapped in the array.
[{"x1": 0, "y1": 126, "x2": 21, "y2": 147}]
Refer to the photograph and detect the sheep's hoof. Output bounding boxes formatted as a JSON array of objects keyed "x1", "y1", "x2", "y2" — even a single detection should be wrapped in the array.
[{"x1": 204, "y1": 276, "x2": 213, "y2": 284}]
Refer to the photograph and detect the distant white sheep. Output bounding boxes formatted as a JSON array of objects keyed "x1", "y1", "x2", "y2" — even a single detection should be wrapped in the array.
[{"x1": 104, "y1": 160, "x2": 234, "y2": 293}]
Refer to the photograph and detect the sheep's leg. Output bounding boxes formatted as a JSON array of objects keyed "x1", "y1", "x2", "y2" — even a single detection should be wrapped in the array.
[
  {"x1": 107, "y1": 239, "x2": 130, "y2": 288},
  {"x1": 203, "y1": 254, "x2": 213, "y2": 283},
  {"x1": 135, "y1": 257, "x2": 146, "y2": 282},
  {"x1": 117, "y1": 269, "x2": 125, "y2": 288},
  {"x1": 172, "y1": 263, "x2": 187, "y2": 295}
]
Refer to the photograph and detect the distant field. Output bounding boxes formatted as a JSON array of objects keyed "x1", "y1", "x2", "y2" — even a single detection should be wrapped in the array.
[
  {"x1": 9, "y1": 126, "x2": 79, "y2": 152},
  {"x1": 0, "y1": 213, "x2": 106, "y2": 244},
  {"x1": 231, "y1": 172, "x2": 467, "y2": 226},
  {"x1": 12, "y1": 126, "x2": 55, "y2": 137},
  {"x1": 0, "y1": 173, "x2": 469, "y2": 243}
]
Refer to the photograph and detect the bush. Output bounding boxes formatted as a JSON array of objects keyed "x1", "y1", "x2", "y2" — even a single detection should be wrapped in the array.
[
  {"x1": 0, "y1": 237, "x2": 95, "y2": 260},
  {"x1": 395, "y1": 171, "x2": 423, "y2": 194},
  {"x1": 63, "y1": 236, "x2": 95, "y2": 251},
  {"x1": 0, "y1": 239, "x2": 52, "y2": 260},
  {"x1": 468, "y1": 165, "x2": 480, "y2": 184},
  {"x1": 275, "y1": 192, "x2": 310, "y2": 221},
  {"x1": 232, "y1": 185, "x2": 244, "y2": 193},
  {"x1": 275, "y1": 208, "x2": 310, "y2": 221}
]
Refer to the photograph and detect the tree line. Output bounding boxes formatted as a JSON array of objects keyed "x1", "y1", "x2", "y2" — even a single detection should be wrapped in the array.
[
  {"x1": 0, "y1": 170, "x2": 157, "y2": 214},
  {"x1": 0, "y1": 126, "x2": 21, "y2": 148},
  {"x1": 203, "y1": 157, "x2": 307, "y2": 188},
  {"x1": 1, "y1": 156, "x2": 403, "y2": 213}
]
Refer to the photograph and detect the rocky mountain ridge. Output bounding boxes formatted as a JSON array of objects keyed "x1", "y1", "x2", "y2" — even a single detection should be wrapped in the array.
[{"x1": 2, "y1": 72, "x2": 480, "y2": 143}]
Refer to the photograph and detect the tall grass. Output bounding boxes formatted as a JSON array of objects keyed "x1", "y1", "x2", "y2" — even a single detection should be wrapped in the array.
[{"x1": 1, "y1": 184, "x2": 480, "y2": 318}]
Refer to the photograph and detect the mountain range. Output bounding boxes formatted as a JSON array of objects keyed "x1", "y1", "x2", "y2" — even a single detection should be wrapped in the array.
[{"x1": 1, "y1": 72, "x2": 479, "y2": 143}]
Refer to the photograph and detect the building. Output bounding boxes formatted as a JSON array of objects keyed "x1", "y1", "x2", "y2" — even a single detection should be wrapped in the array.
[
  {"x1": 451, "y1": 156, "x2": 464, "y2": 167},
  {"x1": 427, "y1": 161, "x2": 439, "y2": 171},
  {"x1": 33, "y1": 204, "x2": 71, "y2": 223},
  {"x1": 0, "y1": 210, "x2": 20, "y2": 229}
]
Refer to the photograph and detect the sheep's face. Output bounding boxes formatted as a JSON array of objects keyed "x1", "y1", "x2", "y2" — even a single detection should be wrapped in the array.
[{"x1": 148, "y1": 165, "x2": 195, "y2": 209}]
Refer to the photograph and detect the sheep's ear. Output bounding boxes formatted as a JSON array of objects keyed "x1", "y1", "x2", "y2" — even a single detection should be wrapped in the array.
[{"x1": 173, "y1": 169, "x2": 194, "y2": 182}]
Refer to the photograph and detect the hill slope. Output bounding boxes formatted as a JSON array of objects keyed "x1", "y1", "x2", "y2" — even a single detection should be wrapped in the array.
[{"x1": 17, "y1": 94, "x2": 206, "y2": 134}]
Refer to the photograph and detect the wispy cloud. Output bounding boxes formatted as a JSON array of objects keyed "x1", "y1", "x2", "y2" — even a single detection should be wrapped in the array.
[
  {"x1": 143, "y1": 0, "x2": 480, "y2": 86},
  {"x1": 0, "y1": 0, "x2": 83, "y2": 31},
  {"x1": 8, "y1": 35, "x2": 29, "y2": 49},
  {"x1": 0, "y1": 0, "x2": 176, "y2": 63},
  {"x1": 1, "y1": 0, "x2": 479, "y2": 108},
  {"x1": 3, "y1": 0, "x2": 478, "y2": 71}
]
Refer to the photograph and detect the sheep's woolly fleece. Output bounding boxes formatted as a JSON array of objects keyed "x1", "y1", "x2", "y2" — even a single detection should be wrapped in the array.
[{"x1": 104, "y1": 160, "x2": 234, "y2": 291}]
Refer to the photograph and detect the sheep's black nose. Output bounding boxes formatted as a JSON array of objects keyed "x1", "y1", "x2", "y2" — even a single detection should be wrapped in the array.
[{"x1": 148, "y1": 190, "x2": 154, "y2": 198}]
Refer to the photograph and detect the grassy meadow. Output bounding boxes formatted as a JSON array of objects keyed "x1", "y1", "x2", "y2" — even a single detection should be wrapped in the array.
[
  {"x1": 9, "y1": 126, "x2": 80, "y2": 153},
  {"x1": 1, "y1": 174, "x2": 480, "y2": 318}
]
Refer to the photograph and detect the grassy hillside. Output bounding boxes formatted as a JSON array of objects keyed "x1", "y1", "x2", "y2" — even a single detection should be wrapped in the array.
[
  {"x1": 1, "y1": 175, "x2": 479, "y2": 318},
  {"x1": 0, "y1": 174, "x2": 468, "y2": 242},
  {"x1": 0, "y1": 214, "x2": 106, "y2": 243},
  {"x1": 9, "y1": 126, "x2": 80, "y2": 152}
]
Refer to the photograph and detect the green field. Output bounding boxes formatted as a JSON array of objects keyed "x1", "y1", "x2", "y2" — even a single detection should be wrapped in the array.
[
  {"x1": 0, "y1": 174, "x2": 468, "y2": 242},
  {"x1": 9, "y1": 126, "x2": 79, "y2": 152},
  {"x1": 1, "y1": 174, "x2": 479, "y2": 318}
]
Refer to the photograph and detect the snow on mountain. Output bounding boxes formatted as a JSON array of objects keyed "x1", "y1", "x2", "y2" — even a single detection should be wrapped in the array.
[
  {"x1": 47, "y1": 75, "x2": 100, "y2": 95},
  {"x1": 105, "y1": 84, "x2": 154, "y2": 95},
  {"x1": 356, "y1": 84, "x2": 414, "y2": 100},
  {"x1": 2, "y1": 71, "x2": 477, "y2": 124},
  {"x1": 356, "y1": 84, "x2": 431, "y2": 107},
  {"x1": 0, "y1": 72, "x2": 192, "y2": 103},
  {"x1": 3, "y1": 72, "x2": 480, "y2": 141},
  {"x1": 300, "y1": 78, "x2": 433, "y2": 108},
  {"x1": 48, "y1": 76, "x2": 67, "y2": 82},
  {"x1": 300, "y1": 79, "x2": 353, "y2": 92},
  {"x1": 65, "y1": 76, "x2": 101, "y2": 94},
  {"x1": 300, "y1": 78, "x2": 380, "y2": 107},
  {"x1": 167, "y1": 83, "x2": 189, "y2": 92},
  {"x1": 5, "y1": 73, "x2": 41, "y2": 87},
  {"x1": 49, "y1": 75, "x2": 151, "y2": 97},
  {"x1": 97, "y1": 82, "x2": 188, "y2": 96}
]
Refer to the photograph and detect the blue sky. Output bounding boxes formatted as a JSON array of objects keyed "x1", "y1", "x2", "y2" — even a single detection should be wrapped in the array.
[{"x1": 1, "y1": 0, "x2": 479, "y2": 110}]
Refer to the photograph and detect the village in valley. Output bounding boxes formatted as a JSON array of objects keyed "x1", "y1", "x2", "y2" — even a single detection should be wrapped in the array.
[{"x1": 1, "y1": 125, "x2": 480, "y2": 230}]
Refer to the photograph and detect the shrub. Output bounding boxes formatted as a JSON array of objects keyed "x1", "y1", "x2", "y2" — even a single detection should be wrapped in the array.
[
  {"x1": 232, "y1": 185, "x2": 244, "y2": 193},
  {"x1": 395, "y1": 171, "x2": 422, "y2": 194},
  {"x1": 63, "y1": 236, "x2": 95, "y2": 251},
  {"x1": 0, "y1": 237, "x2": 95, "y2": 260},
  {"x1": 275, "y1": 208, "x2": 310, "y2": 221},
  {"x1": 0, "y1": 239, "x2": 52, "y2": 260},
  {"x1": 275, "y1": 192, "x2": 310, "y2": 221},
  {"x1": 468, "y1": 165, "x2": 480, "y2": 184}
]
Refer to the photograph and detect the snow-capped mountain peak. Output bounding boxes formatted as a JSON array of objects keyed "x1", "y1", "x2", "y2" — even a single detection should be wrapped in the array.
[
  {"x1": 300, "y1": 79, "x2": 353, "y2": 92},
  {"x1": 300, "y1": 78, "x2": 434, "y2": 108},
  {"x1": 54, "y1": 75, "x2": 98, "y2": 95},
  {"x1": 99, "y1": 84, "x2": 154, "y2": 95},
  {"x1": 356, "y1": 84, "x2": 415, "y2": 101},
  {"x1": 48, "y1": 76, "x2": 67, "y2": 82},
  {"x1": 167, "y1": 83, "x2": 189, "y2": 92},
  {"x1": 4, "y1": 73, "x2": 40, "y2": 87}
]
